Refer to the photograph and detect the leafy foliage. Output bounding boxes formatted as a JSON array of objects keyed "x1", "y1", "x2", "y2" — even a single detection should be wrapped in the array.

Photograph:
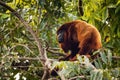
[
  {"x1": 51, "y1": 49, "x2": 120, "y2": 80},
  {"x1": 0, "y1": 0, "x2": 120, "y2": 79}
]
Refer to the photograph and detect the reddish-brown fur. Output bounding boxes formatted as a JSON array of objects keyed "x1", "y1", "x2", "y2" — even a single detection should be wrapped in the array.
[{"x1": 57, "y1": 20, "x2": 102, "y2": 61}]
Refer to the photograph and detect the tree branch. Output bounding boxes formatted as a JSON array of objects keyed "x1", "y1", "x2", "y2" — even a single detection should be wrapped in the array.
[
  {"x1": 8, "y1": 56, "x2": 120, "y2": 62},
  {"x1": 69, "y1": 75, "x2": 90, "y2": 80},
  {"x1": 112, "y1": 56, "x2": 120, "y2": 60},
  {"x1": 45, "y1": 40, "x2": 66, "y2": 56},
  {"x1": 47, "y1": 48, "x2": 66, "y2": 56},
  {"x1": 78, "y1": 0, "x2": 84, "y2": 16}
]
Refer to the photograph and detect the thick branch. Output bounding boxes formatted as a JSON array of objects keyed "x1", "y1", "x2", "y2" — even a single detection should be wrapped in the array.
[
  {"x1": 7, "y1": 55, "x2": 120, "y2": 61},
  {"x1": 8, "y1": 56, "x2": 57, "y2": 61}
]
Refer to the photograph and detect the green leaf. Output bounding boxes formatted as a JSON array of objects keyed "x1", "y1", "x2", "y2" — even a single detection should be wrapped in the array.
[
  {"x1": 115, "y1": 5, "x2": 120, "y2": 14},
  {"x1": 101, "y1": 7, "x2": 108, "y2": 22},
  {"x1": 107, "y1": 50, "x2": 112, "y2": 65},
  {"x1": 1, "y1": 14, "x2": 10, "y2": 19},
  {"x1": 97, "y1": 58, "x2": 103, "y2": 69},
  {"x1": 111, "y1": 68, "x2": 119, "y2": 77},
  {"x1": 103, "y1": 70, "x2": 112, "y2": 80},
  {"x1": 94, "y1": 60, "x2": 100, "y2": 69},
  {"x1": 96, "y1": 70, "x2": 103, "y2": 80},
  {"x1": 100, "y1": 51, "x2": 107, "y2": 64},
  {"x1": 90, "y1": 70, "x2": 98, "y2": 80}
]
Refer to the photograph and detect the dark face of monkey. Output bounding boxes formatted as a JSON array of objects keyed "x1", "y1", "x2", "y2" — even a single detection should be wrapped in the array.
[{"x1": 57, "y1": 30, "x2": 65, "y2": 43}]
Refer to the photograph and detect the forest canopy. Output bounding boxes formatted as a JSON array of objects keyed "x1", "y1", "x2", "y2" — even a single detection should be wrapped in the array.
[{"x1": 0, "y1": 0, "x2": 120, "y2": 80}]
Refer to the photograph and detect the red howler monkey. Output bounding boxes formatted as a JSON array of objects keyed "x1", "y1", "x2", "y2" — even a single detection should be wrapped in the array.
[{"x1": 57, "y1": 20, "x2": 102, "y2": 61}]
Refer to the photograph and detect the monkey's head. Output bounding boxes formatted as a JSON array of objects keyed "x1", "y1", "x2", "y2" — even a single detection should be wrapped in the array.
[
  {"x1": 57, "y1": 24, "x2": 71, "y2": 43},
  {"x1": 57, "y1": 29, "x2": 69, "y2": 53},
  {"x1": 56, "y1": 23, "x2": 78, "y2": 53}
]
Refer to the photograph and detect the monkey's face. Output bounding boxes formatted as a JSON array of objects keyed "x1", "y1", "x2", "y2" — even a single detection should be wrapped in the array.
[{"x1": 57, "y1": 30, "x2": 65, "y2": 43}]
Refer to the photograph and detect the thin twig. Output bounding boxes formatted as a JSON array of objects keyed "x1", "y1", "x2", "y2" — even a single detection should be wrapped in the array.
[
  {"x1": 112, "y1": 56, "x2": 120, "y2": 60},
  {"x1": 69, "y1": 75, "x2": 90, "y2": 80}
]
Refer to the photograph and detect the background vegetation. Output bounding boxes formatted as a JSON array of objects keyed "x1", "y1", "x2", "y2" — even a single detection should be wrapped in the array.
[{"x1": 0, "y1": 0, "x2": 120, "y2": 80}]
